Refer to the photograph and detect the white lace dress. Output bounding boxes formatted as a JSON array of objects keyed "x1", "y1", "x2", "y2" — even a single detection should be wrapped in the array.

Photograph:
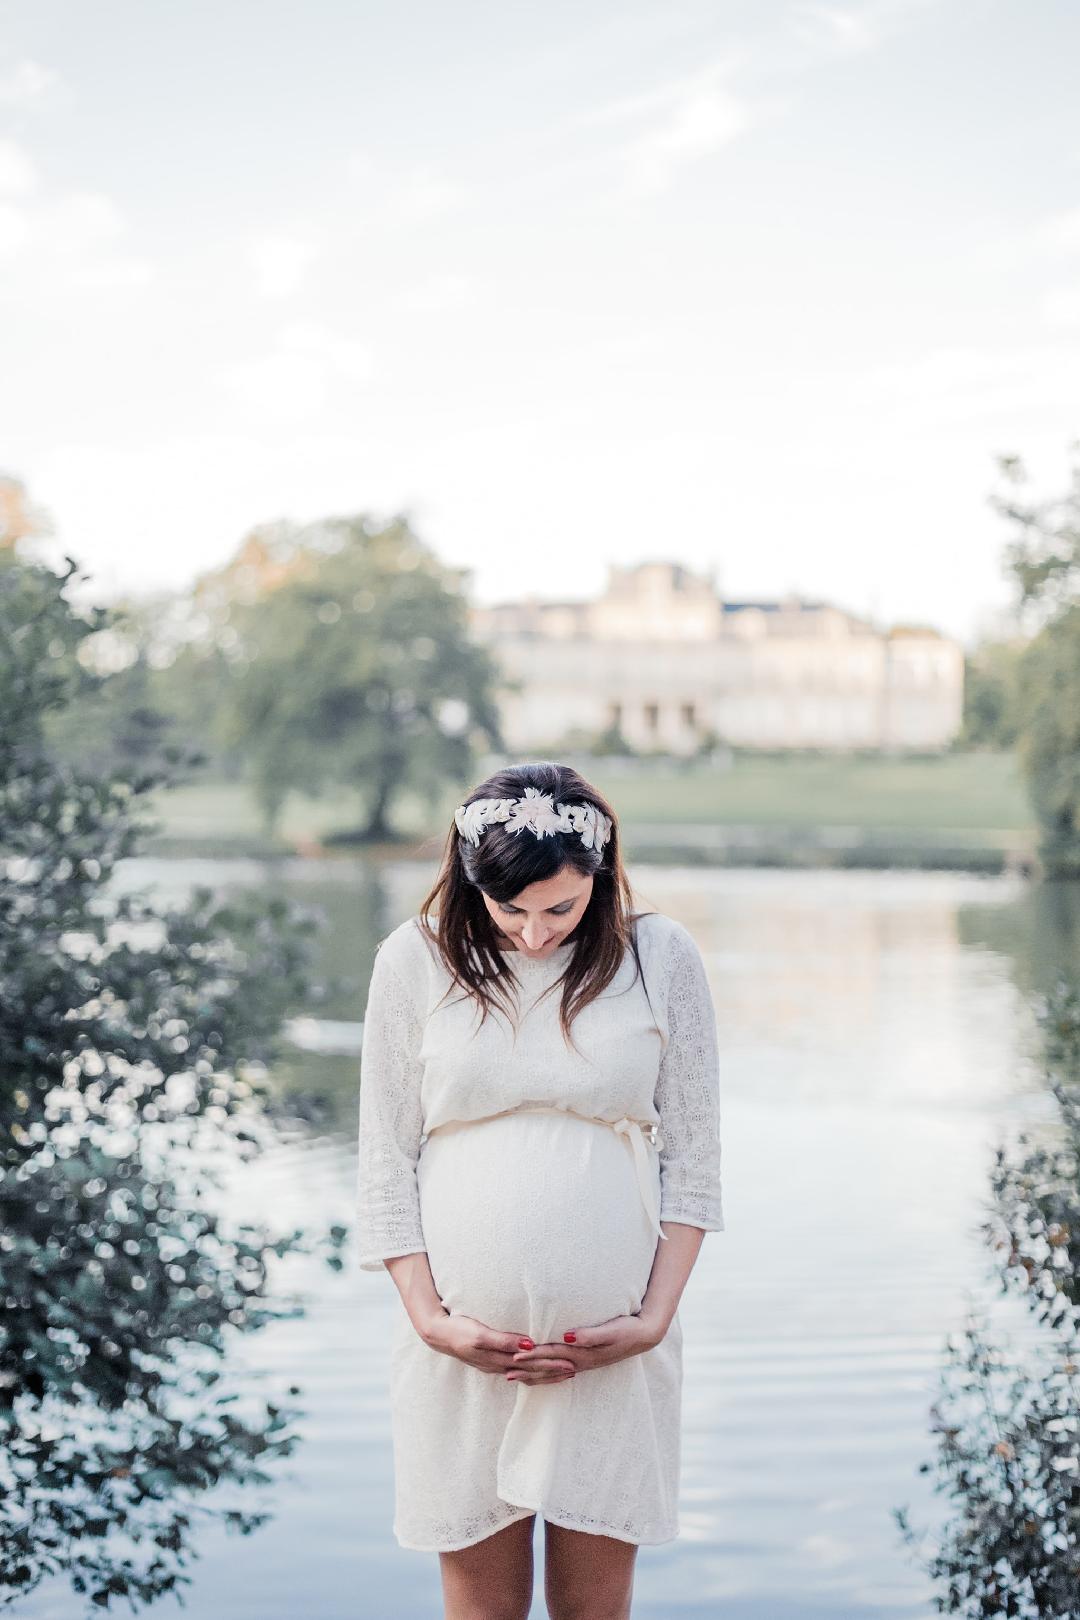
[{"x1": 355, "y1": 909, "x2": 724, "y2": 1552}]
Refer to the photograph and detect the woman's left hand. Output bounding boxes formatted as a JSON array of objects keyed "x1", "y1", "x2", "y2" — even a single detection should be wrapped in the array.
[{"x1": 506, "y1": 1314, "x2": 662, "y2": 1382}]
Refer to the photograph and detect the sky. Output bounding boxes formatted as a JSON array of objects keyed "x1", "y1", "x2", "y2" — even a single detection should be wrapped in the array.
[{"x1": 1, "y1": 0, "x2": 1079, "y2": 648}]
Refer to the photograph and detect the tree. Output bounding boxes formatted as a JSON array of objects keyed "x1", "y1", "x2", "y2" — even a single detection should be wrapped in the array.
[
  {"x1": 992, "y1": 444, "x2": 1080, "y2": 876},
  {"x1": 215, "y1": 513, "x2": 505, "y2": 840},
  {"x1": 0, "y1": 532, "x2": 340, "y2": 1612},
  {"x1": 958, "y1": 638, "x2": 1025, "y2": 750},
  {"x1": 0, "y1": 472, "x2": 50, "y2": 554},
  {"x1": 40, "y1": 593, "x2": 182, "y2": 781}
]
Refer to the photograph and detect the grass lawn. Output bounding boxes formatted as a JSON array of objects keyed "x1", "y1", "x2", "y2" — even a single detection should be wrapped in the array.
[
  {"x1": 581, "y1": 750, "x2": 1032, "y2": 833},
  {"x1": 142, "y1": 750, "x2": 1035, "y2": 859}
]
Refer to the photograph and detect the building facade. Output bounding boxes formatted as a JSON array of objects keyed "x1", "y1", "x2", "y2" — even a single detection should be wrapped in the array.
[{"x1": 468, "y1": 562, "x2": 964, "y2": 754}]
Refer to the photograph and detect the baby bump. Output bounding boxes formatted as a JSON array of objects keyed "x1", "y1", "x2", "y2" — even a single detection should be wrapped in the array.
[{"x1": 416, "y1": 1112, "x2": 660, "y2": 1341}]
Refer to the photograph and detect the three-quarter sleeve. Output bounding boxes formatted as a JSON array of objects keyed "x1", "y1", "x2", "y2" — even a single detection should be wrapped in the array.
[
  {"x1": 356, "y1": 940, "x2": 428, "y2": 1272},
  {"x1": 653, "y1": 922, "x2": 725, "y2": 1232}
]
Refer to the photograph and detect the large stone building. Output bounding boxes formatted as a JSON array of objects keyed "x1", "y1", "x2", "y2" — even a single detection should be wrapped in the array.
[{"x1": 468, "y1": 562, "x2": 964, "y2": 754}]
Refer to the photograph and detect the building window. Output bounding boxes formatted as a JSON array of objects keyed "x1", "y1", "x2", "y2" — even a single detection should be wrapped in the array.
[
  {"x1": 680, "y1": 702, "x2": 696, "y2": 727},
  {"x1": 609, "y1": 702, "x2": 622, "y2": 726},
  {"x1": 644, "y1": 702, "x2": 659, "y2": 732}
]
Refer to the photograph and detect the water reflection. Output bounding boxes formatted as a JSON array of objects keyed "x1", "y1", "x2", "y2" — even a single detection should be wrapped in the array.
[{"x1": 17, "y1": 860, "x2": 1080, "y2": 1618}]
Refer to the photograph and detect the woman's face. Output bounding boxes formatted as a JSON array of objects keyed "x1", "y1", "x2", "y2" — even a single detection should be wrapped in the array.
[{"x1": 481, "y1": 867, "x2": 594, "y2": 959}]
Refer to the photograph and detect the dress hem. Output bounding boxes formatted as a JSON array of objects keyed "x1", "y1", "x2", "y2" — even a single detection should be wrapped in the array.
[{"x1": 394, "y1": 1506, "x2": 680, "y2": 1553}]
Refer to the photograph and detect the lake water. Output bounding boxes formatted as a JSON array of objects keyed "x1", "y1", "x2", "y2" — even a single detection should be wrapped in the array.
[{"x1": 17, "y1": 860, "x2": 1079, "y2": 1620}]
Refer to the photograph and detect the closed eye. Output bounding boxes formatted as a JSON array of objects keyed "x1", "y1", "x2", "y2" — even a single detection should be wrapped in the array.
[{"x1": 499, "y1": 903, "x2": 574, "y2": 916}]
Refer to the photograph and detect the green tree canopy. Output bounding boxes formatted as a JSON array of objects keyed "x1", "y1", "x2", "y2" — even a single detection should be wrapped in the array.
[
  {"x1": 215, "y1": 513, "x2": 505, "y2": 840},
  {"x1": 992, "y1": 444, "x2": 1080, "y2": 876},
  {"x1": 995, "y1": 446, "x2": 1080, "y2": 625},
  {"x1": 0, "y1": 531, "x2": 338, "y2": 1612},
  {"x1": 959, "y1": 638, "x2": 1025, "y2": 750}
]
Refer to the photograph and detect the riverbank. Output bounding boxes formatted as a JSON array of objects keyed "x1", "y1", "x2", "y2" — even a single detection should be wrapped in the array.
[{"x1": 140, "y1": 750, "x2": 1038, "y2": 875}]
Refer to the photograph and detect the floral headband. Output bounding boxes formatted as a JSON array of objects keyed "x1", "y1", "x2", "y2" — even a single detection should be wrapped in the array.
[{"x1": 454, "y1": 786, "x2": 613, "y2": 853}]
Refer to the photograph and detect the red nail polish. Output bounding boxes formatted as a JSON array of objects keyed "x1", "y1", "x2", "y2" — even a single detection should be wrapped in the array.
[
  {"x1": 563, "y1": 1331, "x2": 576, "y2": 1343},
  {"x1": 518, "y1": 1338, "x2": 534, "y2": 1349}
]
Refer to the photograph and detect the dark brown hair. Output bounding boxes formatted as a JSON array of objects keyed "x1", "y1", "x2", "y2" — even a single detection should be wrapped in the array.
[{"x1": 417, "y1": 760, "x2": 653, "y2": 1051}]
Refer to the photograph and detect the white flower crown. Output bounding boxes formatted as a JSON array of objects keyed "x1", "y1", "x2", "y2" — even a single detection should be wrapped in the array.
[{"x1": 455, "y1": 786, "x2": 613, "y2": 853}]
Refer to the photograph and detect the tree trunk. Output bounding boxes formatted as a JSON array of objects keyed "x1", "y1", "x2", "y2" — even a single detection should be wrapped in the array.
[{"x1": 362, "y1": 768, "x2": 396, "y2": 840}]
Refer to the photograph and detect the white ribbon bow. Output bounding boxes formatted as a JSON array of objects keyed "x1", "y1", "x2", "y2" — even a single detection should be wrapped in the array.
[{"x1": 612, "y1": 1117, "x2": 667, "y2": 1243}]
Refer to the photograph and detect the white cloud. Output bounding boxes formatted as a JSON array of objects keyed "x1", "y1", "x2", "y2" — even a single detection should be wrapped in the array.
[
  {"x1": 48, "y1": 190, "x2": 125, "y2": 242},
  {"x1": 790, "y1": 0, "x2": 943, "y2": 57},
  {"x1": 569, "y1": 0, "x2": 941, "y2": 198},
  {"x1": 347, "y1": 154, "x2": 469, "y2": 225},
  {"x1": 248, "y1": 232, "x2": 319, "y2": 298},
  {"x1": 0, "y1": 170, "x2": 153, "y2": 291},
  {"x1": 217, "y1": 321, "x2": 373, "y2": 424},
  {"x1": 21, "y1": 430, "x2": 410, "y2": 604},
  {"x1": 393, "y1": 272, "x2": 474, "y2": 314},
  {"x1": 625, "y1": 86, "x2": 749, "y2": 193},
  {"x1": 590, "y1": 331, "x2": 666, "y2": 364},
  {"x1": 799, "y1": 1531, "x2": 858, "y2": 1568},
  {"x1": 857, "y1": 342, "x2": 1080, "y2": 429},
  {"x1": 975, "y1": 203, "x2": 1080, "y2": 283},
  {"x1": 0, "y1": 137, "x2": 36, "y2": 196},
  {"x1": 0, "y1": 57, "x2": 57, "y2": 105},
  {"x1": 791, "y1": 3, "x2": 882, "y2": 54},
  {"x1": 1041, "y1": 207, "x2": 1080, "y2": 252},
  {"x1": 1043, "y1": 283, "x2": 1080, "y2": 328},
  {"x1": 37, "y1": 191, "x2": 153, "y2": 287},
  {"x1": 0, "y1": 201, "x2": 29, "y2": 260},
  {"x1": 22, "y1": 436, "x2": 290, "y2": 600},
  {"x1": 577, "y1": 62, "x2": 758, "y2": 195},
  {"x1": 393, "y1": 164, "x2": 468, "y2": 224},
  {"x1": 68, "y1": 256, "x2": 153, "y2": 291}
]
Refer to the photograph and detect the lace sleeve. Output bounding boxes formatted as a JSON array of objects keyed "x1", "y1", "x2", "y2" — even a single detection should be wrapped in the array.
[
  {"x1": 654, "y1": 922, "x2": 725, "y2": 1232},
  {"x1": 356, "y1": 941, "x2": 428, "y2": 1272}
]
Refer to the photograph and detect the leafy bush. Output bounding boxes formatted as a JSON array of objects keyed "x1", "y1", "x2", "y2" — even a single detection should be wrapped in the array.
[
  {"x1": 896, "y1": 979, "x2": 1080, "y2": 1614},
  {"x1": 0, "y1": 548, "x2": 341, "y2": 1612}
]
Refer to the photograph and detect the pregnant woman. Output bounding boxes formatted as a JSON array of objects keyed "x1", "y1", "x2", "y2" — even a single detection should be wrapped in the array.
[{"x1": 356, "y1": 760, "x2": 725, "y2": 1620}]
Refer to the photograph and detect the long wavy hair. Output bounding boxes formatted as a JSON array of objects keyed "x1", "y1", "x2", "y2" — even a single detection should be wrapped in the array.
[{"x1": 418, "y1": 760, "x2": 654, "y2": 1051}]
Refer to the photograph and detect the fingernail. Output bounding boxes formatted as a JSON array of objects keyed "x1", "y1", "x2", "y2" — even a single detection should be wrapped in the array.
[
  {"x1": 507, "y1": 1373, "x2": 518, "y2": 1381},
  {"x1": 518, "y1": 1338, "x2": 534, "y2": 1349},
  {"x1": 563, "y1": 1332, "x2": 576, "y2": 1343}
]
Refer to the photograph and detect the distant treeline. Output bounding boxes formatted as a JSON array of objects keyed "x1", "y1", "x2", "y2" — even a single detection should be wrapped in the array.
[{"x1": 3, "y1": 442, "x2": 1080, "y2": 873}]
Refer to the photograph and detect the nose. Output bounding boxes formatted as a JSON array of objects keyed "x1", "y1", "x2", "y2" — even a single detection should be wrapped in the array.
[{"x1": 522, "y1": 921, "x2": 550, "y2": 948}]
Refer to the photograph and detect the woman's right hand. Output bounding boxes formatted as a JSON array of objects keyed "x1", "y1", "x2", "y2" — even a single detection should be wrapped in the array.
[
  {"x1": 381, "y1": 1256, "x2": 573, "y2": 1383},
  {"x1": 422, "y1": 1310, "x2": 576, "y2": 1383}
]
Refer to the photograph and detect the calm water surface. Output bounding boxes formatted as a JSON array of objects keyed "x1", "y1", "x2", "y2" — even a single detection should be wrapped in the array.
[{"x1": 18, "y1": 861, "x2": 1078, "y2": 1620}]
